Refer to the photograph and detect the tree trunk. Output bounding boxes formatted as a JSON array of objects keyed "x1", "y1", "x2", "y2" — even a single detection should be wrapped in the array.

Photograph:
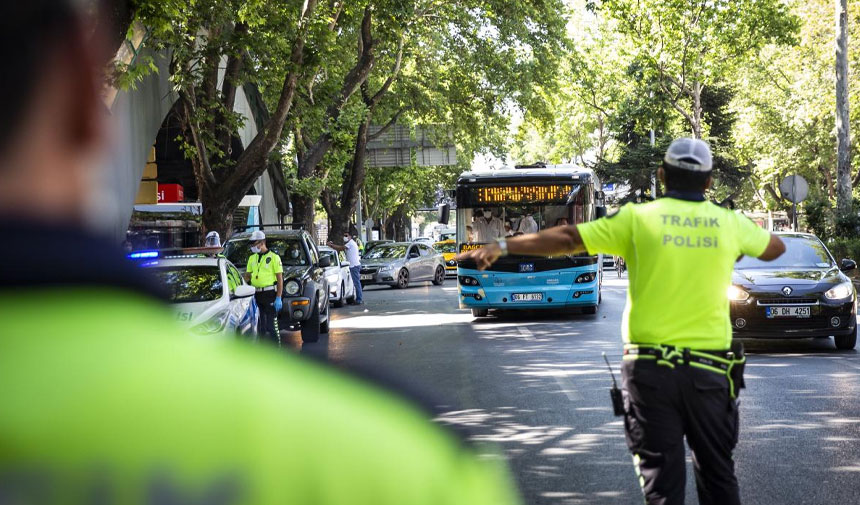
[
  {"x1": 200, "y1": 188, "x2": 233, "y2": 243},
  {"x1": 691, "y1": 82, "x2": 704, "y2": 139},
  {"x1": 291, "y1": 193, "x2": 316, "y2": 237},
  {"x1": 836, "y1": 0, "x2": 852, "y2": 216}
]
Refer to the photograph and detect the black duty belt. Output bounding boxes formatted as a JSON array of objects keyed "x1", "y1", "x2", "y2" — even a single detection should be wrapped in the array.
[{"x1": 623, "y1": 343, "x2": 746, "y2": 399}]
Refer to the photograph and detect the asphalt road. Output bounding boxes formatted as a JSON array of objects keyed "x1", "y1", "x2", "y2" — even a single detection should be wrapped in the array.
[{"x1": 281, "y1": 272, "x2": 860, "y2": 505}]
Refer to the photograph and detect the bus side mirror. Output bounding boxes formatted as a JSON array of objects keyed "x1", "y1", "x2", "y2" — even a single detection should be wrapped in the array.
[
  {"x1": 596, "y1": 206, "x2": 607, "y2": 219},
  {"x1": 438, "y1": 203, "x2": 450, "y2": 224}
]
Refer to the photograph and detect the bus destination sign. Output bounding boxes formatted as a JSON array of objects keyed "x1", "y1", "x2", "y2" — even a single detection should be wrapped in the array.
[{"x1": 475, "y1": 184, "x2": 574, "y2": 205}]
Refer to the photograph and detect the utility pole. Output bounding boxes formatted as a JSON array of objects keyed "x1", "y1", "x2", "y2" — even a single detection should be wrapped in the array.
[
  {"x1": 650, "y1": 125, "x2": 657, "y2": 198},
  {"x1": 836, "y1": 0, "x2": 852, "y2": 216}
]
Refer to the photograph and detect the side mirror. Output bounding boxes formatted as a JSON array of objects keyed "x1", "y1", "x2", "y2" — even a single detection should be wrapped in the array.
[
  {"x1": 438, "y1": 203, "x2": 450, "y2": 224},
  {"x1": 596, "y1": 206, "x2": 608, "y2": 219},
  {"x1": 840, "y1": 258, "x2": 856, "y2": 272},
  {"x1": 232, "y1": 284, "x2": 256, "y2": 299},
  {"x1": 319, "y1": 255, "x2": 332, "y2": 268},
  {"x1": 408, "y1": 252, "x2": 420, "y2": 259}
]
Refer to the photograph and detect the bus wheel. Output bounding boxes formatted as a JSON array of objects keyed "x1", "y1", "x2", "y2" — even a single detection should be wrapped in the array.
[
  {"x1": 582, "y1": 305, "x2": 597, "y2": 315},
  {"x1": 471, "y1": 308, "x2": 489, "y2": 317}
]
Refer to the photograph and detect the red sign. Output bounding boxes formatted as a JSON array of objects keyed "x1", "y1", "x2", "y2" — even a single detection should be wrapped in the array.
[{"x1": 157, "y1": 183, "x2": 184, "y2": 203}]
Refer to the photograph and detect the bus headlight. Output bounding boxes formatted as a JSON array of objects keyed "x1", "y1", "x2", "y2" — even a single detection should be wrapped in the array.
[
  {"x1": 459, "y1": 276, "x2": 479, "y2": 286},
  {"x1": 825, "y1": 282, "x2": 854, "y2": 300},
  {"x1": 575, "y1": 273, "x2": 596, "y2": 283},
  {"x1": 727, "y1": 285, "x2": 750, "y2": 301},
  {"x1": 285, "y1": 280, "x2": 301, "y2": 296}
]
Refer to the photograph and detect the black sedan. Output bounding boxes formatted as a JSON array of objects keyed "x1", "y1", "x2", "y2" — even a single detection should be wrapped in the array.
[{"x1": 729, "y1": 233, "x2": 857, "y2": 349}]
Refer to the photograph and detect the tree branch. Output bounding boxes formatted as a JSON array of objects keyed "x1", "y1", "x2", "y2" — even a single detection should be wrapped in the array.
[
  {"x1": 178, "y1": 90, "x2": 217, "y2": 190},
  {"x1": 367, "y1": 35, "x2": 405, "y2": 108},
  {"x1": 368, "y1": 107, "x2": 407, "y2": 141}
]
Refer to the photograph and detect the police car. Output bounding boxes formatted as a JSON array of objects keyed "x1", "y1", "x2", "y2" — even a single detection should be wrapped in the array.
[{"x1": 130, "y1": 249, "x2": 259, "y2": 336}]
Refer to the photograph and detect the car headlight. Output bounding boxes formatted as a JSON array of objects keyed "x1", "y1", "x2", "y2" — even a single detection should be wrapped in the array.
[
  {"x1": 825, "y1": 281, "x2": 854, "y2": 300},
  {"x1": 285, "y1": 280, "x2": 301, "y2": 296},
  {"x1": 193, "y1": 311, "x2": 229, "y2": 335},
  {"x1": 727, "y1": 285, "x2": 750, "y2": 301},
  {"x1": 379, "y1": 265, "x2": 393, "y2": 272}
]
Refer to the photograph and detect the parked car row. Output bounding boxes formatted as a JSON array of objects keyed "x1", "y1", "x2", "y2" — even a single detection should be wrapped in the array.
[{"x1": 130, "y1": 232, "x2": 453, "y2": 343}]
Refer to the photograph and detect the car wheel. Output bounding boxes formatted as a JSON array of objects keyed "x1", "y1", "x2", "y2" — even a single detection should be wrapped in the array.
[
  {"x1": 432, "y1": 266, "x2": 445, "y2": 285},
  {"x1": 582, "y1": 305, "x2": 597, "y2": 315},
  {"x1": 471, "y1": 308, "x2": 488, "y2": 317},
  {"x1": 333, "y1": 282, "x2": 345, "y2": 308},
  {"x1": 301, "y1": 298, "x2": 321, "y2": 343},
  {"x1": 395, "y1": 268, "x2": 409, "y2": 289},
  {"x1": 834, "y1": 324, "x2": 857, "y2": 350}
]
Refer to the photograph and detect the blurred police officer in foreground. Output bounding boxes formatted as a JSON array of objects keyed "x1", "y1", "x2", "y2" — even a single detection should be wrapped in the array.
[
  {"x1": 0, "y1": 2, "x2": 519, "y2": 504},
  {"x1": 459, "y1": 138, "x2": 786, "y2": 505}
]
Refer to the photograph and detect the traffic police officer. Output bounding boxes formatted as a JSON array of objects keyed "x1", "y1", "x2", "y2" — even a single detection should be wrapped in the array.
[
  {"x1": 245, "y1": 230, "x2": 284, "y2": 343},
  {"x1": 0, "y1": 2, "x2": 520, "y2": 503},
  {"x1": 459, "y1": 138, "x2": 786, "y2": 505}
]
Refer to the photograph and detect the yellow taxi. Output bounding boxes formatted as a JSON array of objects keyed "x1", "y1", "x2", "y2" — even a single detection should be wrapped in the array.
[{"x1": 434, "y1": 240, "x2": 458, "y2": 276}]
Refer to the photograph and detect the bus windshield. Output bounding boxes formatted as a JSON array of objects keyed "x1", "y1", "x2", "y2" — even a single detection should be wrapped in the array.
[{"x1": 457, "y1": 204, "x2": 574, "y2": 244}]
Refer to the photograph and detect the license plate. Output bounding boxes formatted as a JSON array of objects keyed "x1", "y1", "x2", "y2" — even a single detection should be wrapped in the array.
[
  {"x1": 766, "y1": 306, "x2": 811, "y2": 318},
  {"x1": 519, "y1": 263, "x2": 535, "y2": 273},
  {"x1": 512, "y1": 293, "x2": 543, "y2": 302},
  {"x1": 360, "y1": 274, "x2": 373, "y2": 280}
]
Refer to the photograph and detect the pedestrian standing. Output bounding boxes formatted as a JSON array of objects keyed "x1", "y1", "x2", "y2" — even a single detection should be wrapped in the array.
[
  {"x1": 458, "y1": 138, "x2": 786, "y2": 505},
  {"x1": 245, "y1": 230, "x2": 284, "y2": 343},
  {"x1": 328, "y1": 232, "x2": 363, "y2": 305}
]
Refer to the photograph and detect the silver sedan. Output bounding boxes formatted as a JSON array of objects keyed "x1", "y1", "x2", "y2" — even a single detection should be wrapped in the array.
[{"x1": 359, "y1": 242, "x2": 446, "y2": 289}]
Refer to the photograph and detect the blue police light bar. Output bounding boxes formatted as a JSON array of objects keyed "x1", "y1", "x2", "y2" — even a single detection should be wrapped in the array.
[{"x1": 128, "y1": 251, "x2": 159, "y2": 259}]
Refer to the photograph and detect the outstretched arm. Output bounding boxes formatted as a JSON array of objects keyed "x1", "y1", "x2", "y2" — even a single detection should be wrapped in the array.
[
  {"x1": 456, "y1": 225, "x2": 585, "y2": 270},
  {"x1": 327, "y1": 241, "x2": 346, "y2": 252}
]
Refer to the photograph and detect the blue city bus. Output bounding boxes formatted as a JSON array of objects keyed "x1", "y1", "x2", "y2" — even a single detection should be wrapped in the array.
[{"x1": 455, "y1": 164, "x2": 607, "y2": 317}]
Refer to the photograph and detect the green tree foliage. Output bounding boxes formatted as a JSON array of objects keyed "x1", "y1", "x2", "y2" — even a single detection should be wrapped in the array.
[
  {"x1": 128, "y1": 0, "x2": 333, "y2": 239},
  {"x1": 286, "y1": 0, "x2": 571, "y2": 238}
]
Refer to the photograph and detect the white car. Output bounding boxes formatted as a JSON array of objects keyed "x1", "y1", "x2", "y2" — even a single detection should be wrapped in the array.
[
  {"x1": 318, "y1": 246, "x2": 356, "y2": 307},
  {"x1": 134, "y1": 252, "x2": 259, "y2": 336}
]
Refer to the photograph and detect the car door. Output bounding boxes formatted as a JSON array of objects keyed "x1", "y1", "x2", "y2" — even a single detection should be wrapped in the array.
[
  {"x1": 304, "y1": 235, "x2": 326, "y2": 305},
  {"x1": 406, "y1": 245, "x2": 422, "y2": 279},
  {"x1": 339, "y1": 250, "x2": 353, "y2": 296},
  {"x1": 418, "y1": 244, "x2": 434, "y2": 279},
  {"x1": 226, "y1": 261, "x2": 257, "y2": 334}
]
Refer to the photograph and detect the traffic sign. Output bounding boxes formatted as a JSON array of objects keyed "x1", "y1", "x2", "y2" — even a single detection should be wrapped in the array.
[{"x1": 779, "y1": 175, "x2": 809, "y2": 204}]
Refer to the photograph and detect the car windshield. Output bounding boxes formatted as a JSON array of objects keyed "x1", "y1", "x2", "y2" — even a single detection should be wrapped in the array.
[
  {"x1": 364, "y1": 244, "x2": 407, "y2": 259},
  {"x1": 435, "y1": 242, "x2": 457, "y2": 254},
  {"x1": 319, "y1": 249, "x2": 338, "y2": 266},
  {"x1": 147, "y1": 266, "x2": 223, "y2": 303},
  {"x1": 224, "y1": 237, "x2": 309, "y2": 267},
  {"x1": 736, "y1": 236, "x2": 834, "y2": 269}
]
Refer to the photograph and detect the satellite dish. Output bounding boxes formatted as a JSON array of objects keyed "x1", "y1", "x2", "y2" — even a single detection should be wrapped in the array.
[{"x1": 779, "y1": 175, "x2": 809, "y2": 204}]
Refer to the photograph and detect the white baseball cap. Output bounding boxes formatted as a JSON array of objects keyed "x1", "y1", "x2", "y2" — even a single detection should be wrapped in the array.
[
  {"x1": 249, "y1": 230, "x2": 266, "y2": 242},
  {"x1": 664, "y1": 138, "x2": 713, "y2": 172}
]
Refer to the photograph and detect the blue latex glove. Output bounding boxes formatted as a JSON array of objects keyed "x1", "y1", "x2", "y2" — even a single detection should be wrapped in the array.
[{"x1": 274, "y1": 297, "x2": 283, "y2": 313}]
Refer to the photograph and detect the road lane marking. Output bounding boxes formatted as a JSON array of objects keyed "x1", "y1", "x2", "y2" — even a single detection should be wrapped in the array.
[
  {"x1": 518, "y1": 326, "x2": 535, "y2": 341},
  {"x1": 553, "y1": 374, "x2": 583, "y2": 401}
]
